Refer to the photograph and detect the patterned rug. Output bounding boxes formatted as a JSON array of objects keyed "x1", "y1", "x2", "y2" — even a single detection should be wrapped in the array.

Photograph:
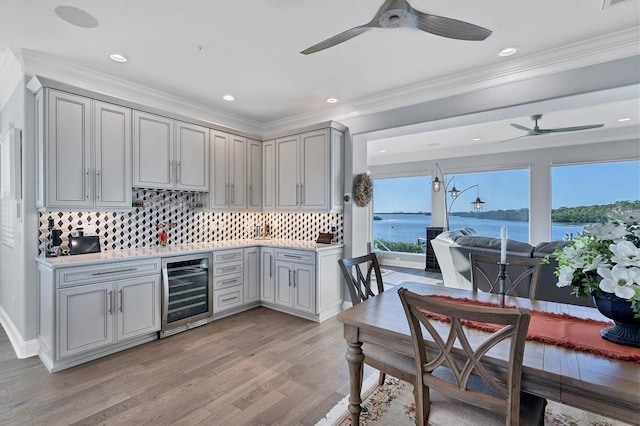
[{"x1": 316, "y1": 375, "x2": 633, "y2": 426}]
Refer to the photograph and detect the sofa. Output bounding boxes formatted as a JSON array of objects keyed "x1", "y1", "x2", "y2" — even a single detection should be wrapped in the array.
[{"x1": 431, "y1": 228, "x2": 595, "y2": 307}]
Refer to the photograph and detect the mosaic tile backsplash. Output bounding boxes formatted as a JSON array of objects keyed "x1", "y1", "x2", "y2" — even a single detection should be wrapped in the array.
[{"x1": 39, "y1": 190, "x2": 344, "y2": 253}]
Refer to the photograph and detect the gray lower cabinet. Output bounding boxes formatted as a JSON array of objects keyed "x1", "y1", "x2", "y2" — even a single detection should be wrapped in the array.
[
  {"x1": 260, "y1": 247, "x2": 275, "y2": 304},
  {"x1": 274, "y1": 260, "x2": 315, "y2": 314},
  {"x1": 244, "y1": 247, "x2": 260, "y2": 304},
  {"x1": 58, "y1": 275, "x2": 161, "y2": 359},
  {"x1": 212, "y1": 249, "x2": 245, "y2": 313},
  {"x1": 37, "y1": 259, "x2": 162, "y2": 372},
  {"x1": 267, "y1": 247, "x2": 343, "y2": 321}
]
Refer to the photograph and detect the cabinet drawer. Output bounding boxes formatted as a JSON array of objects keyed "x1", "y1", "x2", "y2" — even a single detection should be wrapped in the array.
[
  {"x1": 213, "y1": 286, "x2": 244, "y2": 312},
  {"x1": 213, "y1": 260, "x2": 243, "y2": 277},
  {"x1": 214, "y1": 274, "x2": 243, "y2": 289},
  {"x1": 275, "y1": 249, "x2": 315, "y2": 265},
  {"x1": 213, "y1": 249, "x2": 244, "y2": 263},
  {"x1": 57, "y1": 259, "x2": 161, "y2": 288}
]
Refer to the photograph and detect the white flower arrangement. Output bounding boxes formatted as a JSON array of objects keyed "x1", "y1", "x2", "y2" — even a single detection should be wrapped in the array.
[{"x1": 550, "y1": 209, "x2": 640, "y2": 315}]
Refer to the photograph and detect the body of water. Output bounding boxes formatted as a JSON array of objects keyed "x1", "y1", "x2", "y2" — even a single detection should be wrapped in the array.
[{"x1": 373, "y1": 213, "x2": 585, "y2": 247}]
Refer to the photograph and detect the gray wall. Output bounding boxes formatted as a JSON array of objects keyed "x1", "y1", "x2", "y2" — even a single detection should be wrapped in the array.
[{"x1": 0, "y1": 76, "x2": 37, "y2": 343}]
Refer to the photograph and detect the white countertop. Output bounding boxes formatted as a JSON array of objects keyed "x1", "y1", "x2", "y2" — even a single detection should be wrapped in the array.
[{"x1": 36, "y1": 239, "x2": 343, "y2": 269}]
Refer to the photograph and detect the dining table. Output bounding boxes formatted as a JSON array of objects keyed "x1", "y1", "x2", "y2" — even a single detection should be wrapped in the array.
[{"x1": 337, "y1": 282, "x2": 640, "y2": 425}]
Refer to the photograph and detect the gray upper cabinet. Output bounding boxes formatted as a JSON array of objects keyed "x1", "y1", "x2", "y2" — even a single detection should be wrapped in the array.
[
  {"x1": 176, "y1": 122, "x2": 210, "y2": 191},
  {"x1": 274, "y1": 128, "x2": 343, "y2": 212},
  {"x1": 209, "y1": 130, "x2": 246, "y2": 211},
  {"x1": 94, "y1": 101, "x2": 132, "y2": 208},
  {"x1": 133, "y1": 111, "x2": 173, "y2": 189},
  {"x1": 34, "y1": 88, "x2": 131, "y2": 210},
  {"x1": 262, "y1": 140, "x2": 276, "y2": 211},
  {"x1": 247, "y1": 139, "x2": 262, "y2": 211},
  {"x1": 134, "y1": 111, "x2": 209, "y2": 192}
]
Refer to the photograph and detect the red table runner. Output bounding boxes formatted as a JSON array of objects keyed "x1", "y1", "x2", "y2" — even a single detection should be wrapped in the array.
[{"x1": 421, "y1": 295, "x2": 640, "y2": 363}]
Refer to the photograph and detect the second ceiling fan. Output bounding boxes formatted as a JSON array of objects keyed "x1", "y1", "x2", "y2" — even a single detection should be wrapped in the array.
[
  {"x1": 500, "y1": 114, "x2": 605, "y2": 143},
  {"x1": 300, "y1": 0, "x2": 492, "y2": 55}
]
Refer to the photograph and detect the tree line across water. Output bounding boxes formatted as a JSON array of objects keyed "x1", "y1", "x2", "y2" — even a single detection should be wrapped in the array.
[
  {"x1": 375, "y1": 201, "x2": 640, "y2": 224},
  {"x1": 451, "y1": 200, "x2": 640, "y2": 223}
]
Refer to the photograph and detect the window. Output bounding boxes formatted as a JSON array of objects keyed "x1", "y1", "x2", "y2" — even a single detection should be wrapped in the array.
[
  {"x1": 445, "y1": 169, "x2": 529, "y2": 242},
  {"x1": 551, "y1": 160, "x2": 640, "y2": 240},
  {"x1": 373, "y1": 176, "x2": 431, "y2": 253}
]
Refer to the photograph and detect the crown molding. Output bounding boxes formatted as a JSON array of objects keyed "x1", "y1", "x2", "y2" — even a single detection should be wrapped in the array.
[
  {"x1": 0, "y1": 50, "x2": 25, "y2": 111},
  {"x1": 263, "y1": 27, "x2": 640, "y2": 136},
  {"x1": 17, "y1": 49, "x2": 264, "y2": 136},
  {"x1": 12, "y1": 26, "x2": 640, "y2": 138}
]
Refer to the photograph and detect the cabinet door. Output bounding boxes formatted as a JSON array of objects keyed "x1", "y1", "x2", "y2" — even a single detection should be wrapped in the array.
[
  {"x1": 274, "y1": 262, "x2": 293, "y2": 307},
  {"x1": 94, "y1": 101, "x2": 132, "y2": 208},
  {"x1": 47, "y1": 90, "x2": 92, "y2": 208},
  {"x1": 210, "y1": 130, "x2": 230, "y2": 210},
  {"x1": 244, "y1": 247, "x2": 260, "y2": 304},
  {"x1": 262, "y1": 140, "x2": 276, "y2": 211},
  {"x1": 293, "y1": 264, "x2": 315, "y2": 314},
  {"x1": 260, "y1": 248, "x2": 275, "y2": 304},
  {"x1": 133, "y1": 111, "x2": 174, "y2": 189},
  {"x1": 176, "y1": 122, "x2": 209, "y2": 191},
  {"x1": 300, "y1": 129, "x2": 330, "y2": 211},
  {"x1": 229, "y1": 134, "x2": 247, "y2": 210},
  {"x1": 247, "y1": 139, "x2": 262, "y2": 211},
  {"x1": 58, "y1": 282, "x2": 114, "y2": 359},
  {"x1": 276, "y1": 135, "x2": 300, "y2": 210},
  {"x1": 116, "y1": 275, "x2": 161, "y2": 341}
]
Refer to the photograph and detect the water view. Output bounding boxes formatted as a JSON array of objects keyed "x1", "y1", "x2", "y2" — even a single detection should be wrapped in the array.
[{"x1": 373, "y1": 213, "x2": 585, "y2": 249}]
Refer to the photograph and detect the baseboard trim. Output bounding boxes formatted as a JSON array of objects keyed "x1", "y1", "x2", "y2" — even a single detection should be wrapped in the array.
[{"x1": 0, "y1": 305, "x2": 39, "y2": 358}]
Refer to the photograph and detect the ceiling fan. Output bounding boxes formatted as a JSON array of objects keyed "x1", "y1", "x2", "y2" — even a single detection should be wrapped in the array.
[
  {"x1": 300, "y1": 0, "x2": 492, "y2": 55},
  {"x1": 500, "y1": 114, "x2": 605, "y2": 143}
]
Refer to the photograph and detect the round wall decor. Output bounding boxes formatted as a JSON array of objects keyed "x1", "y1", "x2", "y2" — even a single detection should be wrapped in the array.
[{"x1": 353, "y1": 173, "x2": 373, "y2": 207}]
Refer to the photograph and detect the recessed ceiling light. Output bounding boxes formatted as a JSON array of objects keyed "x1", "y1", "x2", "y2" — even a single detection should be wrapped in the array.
[
  {"x1": 223, "y1": 95, "x2": 235, "y2": 101},
  {"x1": 498, "y1": 46, "x2": 519, "y2": 57},
  {"x1": 472, "y1": 137, "x2": 481, "y2": 141},
  {"x1": 380, "y1": 150, "x2": 386, "y2": 153},
  {"x1": 618, "y1": 117, "x2": 631, "y2": 122},
  {"x1": 326, "y1": 98, "x2": 338, "y2": 103},
  {"x1": 54, "y1": 5, "x2": 99, "y2": 28},
  {"x1": 109, "y1": 53, "x2": 127, "y2": 63}
]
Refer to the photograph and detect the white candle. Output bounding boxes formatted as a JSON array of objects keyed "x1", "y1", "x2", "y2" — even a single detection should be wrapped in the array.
[{"x1": 500, "y1": 226, "x2": 507, "y2": 264}]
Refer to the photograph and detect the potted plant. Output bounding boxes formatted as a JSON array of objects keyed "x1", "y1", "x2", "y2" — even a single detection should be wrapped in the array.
[{"x1": 550, "y1": 209, "x2": 640, "y2": 347}]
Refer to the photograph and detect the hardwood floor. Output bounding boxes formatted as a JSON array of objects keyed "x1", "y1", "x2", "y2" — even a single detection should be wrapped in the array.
[{"x1": 0, "y1": 307, "x2": 376, "y2": 425}]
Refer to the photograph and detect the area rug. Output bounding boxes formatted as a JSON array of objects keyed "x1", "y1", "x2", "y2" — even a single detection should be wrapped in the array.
[{"x1": 316, "y1": 376, "x2": 633, "y2": 426}]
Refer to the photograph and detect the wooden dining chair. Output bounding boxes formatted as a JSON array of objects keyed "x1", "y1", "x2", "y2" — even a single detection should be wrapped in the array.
[
  {"x1": 470, "y1": 253, "x2": 542, "y2": 299},
  {"x1": 338, "y1": 253, "x2": 387, "y2": 385},
  {"x1": 338, "y1": 253, "x2": 385, "y2": 305},
  {"x1": 398, "y1": 287, "x2": 546, "y2": 426}
]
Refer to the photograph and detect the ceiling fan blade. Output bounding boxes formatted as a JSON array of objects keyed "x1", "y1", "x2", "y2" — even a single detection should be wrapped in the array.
[
  {"x1": 498, "y1": 135, "x2": 529, "y2": 144},
  {"x1": 544, "y1": 124, "x2": 604, "y2": 133},
  {"x1": 300, "y1": 25, "x2": 371, "y2": 55},
  {"x1": 410, "y1": 8, "x2": 492, "y2": 41},
  {"x1": 510, "y1": 123, "x2": 533, "y2": 132}
]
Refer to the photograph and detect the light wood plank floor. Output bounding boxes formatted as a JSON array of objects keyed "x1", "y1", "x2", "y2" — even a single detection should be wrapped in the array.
[{"x1": 0, "y1": 307, "x2": 377, "y2": 425}]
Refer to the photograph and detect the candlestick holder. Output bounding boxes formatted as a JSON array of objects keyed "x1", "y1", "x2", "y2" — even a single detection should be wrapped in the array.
[{"x1": 498, "y1": 262, "x2": 508, "y2": 308}]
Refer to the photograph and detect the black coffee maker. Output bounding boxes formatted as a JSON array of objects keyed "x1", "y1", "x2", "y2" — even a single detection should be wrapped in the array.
[{"x1": 46, "y1": 217, "x2": 63, "y2": 257}]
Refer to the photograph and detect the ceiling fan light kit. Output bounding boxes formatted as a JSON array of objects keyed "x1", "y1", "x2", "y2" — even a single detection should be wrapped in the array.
[{"x1": 300, "y1": 0, "x2": 492, "y2": 55}]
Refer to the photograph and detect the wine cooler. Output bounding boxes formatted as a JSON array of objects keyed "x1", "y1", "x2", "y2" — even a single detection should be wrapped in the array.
[{"x1": 160, "y1": 253, "x2": 213, "y2": 337}]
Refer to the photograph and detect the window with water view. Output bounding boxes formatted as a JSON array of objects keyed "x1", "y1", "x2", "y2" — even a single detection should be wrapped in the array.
[
  {"x1": 373, "y1": 169, "x2": 530, "y2": 253},
  {"x1": 551, "y1": 160, "x2": 640, "y2": 240},
  {"x1": 373, "y1": 160, "x2": 640, "y2": 254}
]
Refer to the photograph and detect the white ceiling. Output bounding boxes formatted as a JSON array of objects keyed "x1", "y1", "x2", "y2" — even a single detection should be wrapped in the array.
[{"x1": 1, "y1": 0, "x2": 639, "y2": 160}]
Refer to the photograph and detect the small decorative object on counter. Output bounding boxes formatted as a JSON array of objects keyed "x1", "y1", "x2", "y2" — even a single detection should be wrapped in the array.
[{"x1": 156, "y1": 221, "x2": 176, "y2": 246}]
